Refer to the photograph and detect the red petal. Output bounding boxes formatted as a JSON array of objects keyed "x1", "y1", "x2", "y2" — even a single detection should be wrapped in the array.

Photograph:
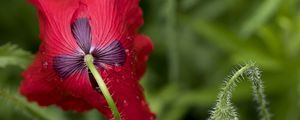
[
  {"x1": 82, "y1": 0, "x2": 143, "y2": 48},
  {"x1": 29, "y1": 0, "x2": 81, "y2": 55},
  {"x1": 133, "y1": 35, "x2": 153, "y2": 80},
  {"x1": 20, "y1": 48, "x2": 93, "y2": 112},
  {"x1": 57, "y1": 96, "x2": 92, "y2": 112}
]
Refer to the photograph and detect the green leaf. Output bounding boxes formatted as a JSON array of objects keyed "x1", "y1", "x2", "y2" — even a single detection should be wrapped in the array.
[
  {"x1": 0, "y1": 88, "x2": 51, "y2": 120},
  {"x1": 0, "y1": 43, "x2": 33, "y2": 69},
  {"x1": 196, "y1": 0, "x2": 236, "y2": 19},
  {"x1": 240, "y1": 0, "x2": 281, "y2": 36}
]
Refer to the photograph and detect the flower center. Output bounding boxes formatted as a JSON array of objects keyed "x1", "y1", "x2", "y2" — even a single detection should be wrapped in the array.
[
  {"x1": 84, "y1": 54, "x2": 94, "y2": 64},
  {"x1": 53, "y1": 18, "x2": 126, "y2": 90}
]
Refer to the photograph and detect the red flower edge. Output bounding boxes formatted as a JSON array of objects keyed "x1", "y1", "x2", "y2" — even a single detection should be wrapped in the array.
[{"x1": 20, "y1": 0, "x2": 155, "y2": 120}]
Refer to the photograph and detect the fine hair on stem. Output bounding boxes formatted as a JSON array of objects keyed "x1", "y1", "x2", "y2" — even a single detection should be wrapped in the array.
[{"x1": 208, "y1": 62, "x2": 271, "y2": 120}]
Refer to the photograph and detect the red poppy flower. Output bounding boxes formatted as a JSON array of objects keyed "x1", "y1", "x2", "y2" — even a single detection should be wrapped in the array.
[{"x1": 20, "y1": 0, "x2": 155, "y2": 119}]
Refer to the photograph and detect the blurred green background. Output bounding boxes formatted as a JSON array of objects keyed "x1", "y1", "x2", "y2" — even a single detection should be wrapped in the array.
[{"x1": 1, "y1": 0, "x2": 300, "y2": 120}]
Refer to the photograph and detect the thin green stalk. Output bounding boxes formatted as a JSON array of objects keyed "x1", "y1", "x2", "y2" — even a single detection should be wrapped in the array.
[
  {"x1": 247, "y1": 66, "x2": 271, "y2": 120},
  {"x1": 84, "y1": 54, "x2": 121, "y2": 120},
  {"x1": 165, "y1": 0, "x2": 179, "y2": 84}
]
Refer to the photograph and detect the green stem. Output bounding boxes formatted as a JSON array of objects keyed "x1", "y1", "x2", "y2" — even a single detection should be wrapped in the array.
[
  {"x1": 209, "y1": 63, "x2": 271, "y2": 120},
  {"x1": 84, "y1": 54, "x2": 121, "y2": 120},
  {"x1": 166, "y1": 0, "x2": 179, "y2": 85}
]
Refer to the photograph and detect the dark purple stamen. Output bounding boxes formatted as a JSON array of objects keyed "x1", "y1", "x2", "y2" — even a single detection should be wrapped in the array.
[
  {"x1": 53, "y1": 54, "x2": 86, "y2": 79},
  {"x1": 54, "y1": 41, "x2": 126, "y2": 79},
  {"x1": 71, "y1": 18, "x2": 92, "y2": 54},
  {"x1": 92, "y1": 41, "x2": 126, "y2": 67}
]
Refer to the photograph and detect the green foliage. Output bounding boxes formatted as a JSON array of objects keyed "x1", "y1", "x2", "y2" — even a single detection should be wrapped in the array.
[
  {"x1": 0, "y1": 88, "x2": 51, "y2": 120},
  {"x1": 1, "y1": 0, "x2": 300, "y2": 120},
  {"x1": 165, "y1": 0, "x2": 180, "y2": 84},
  {"x1": 240, "y1": 0, "x2": 281, "y2": 36},
  {"x1": 0, "y1": 43, "x2": 33, "y2": 69}
]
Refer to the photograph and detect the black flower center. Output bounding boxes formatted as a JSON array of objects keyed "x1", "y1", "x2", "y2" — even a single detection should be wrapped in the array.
[{"x1": 53, "y1": 18, "x2": 126, "y2": 89}]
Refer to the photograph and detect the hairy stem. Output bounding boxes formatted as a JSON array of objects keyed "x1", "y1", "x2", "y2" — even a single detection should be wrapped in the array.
[
  {"x1": 209, "y1": 63, "x2": 271, "y2": 120},
  {"x1": 84, "y1": 54, "x2": 121, "y2": 120},
  {"x1": 247, "y1": 66, "x2": 271, "y2": 120}
]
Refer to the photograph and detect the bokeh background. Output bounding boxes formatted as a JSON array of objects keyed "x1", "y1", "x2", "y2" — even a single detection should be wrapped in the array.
[{"x1": 1, "y1": 0, "x2": 300, "y2": 120}]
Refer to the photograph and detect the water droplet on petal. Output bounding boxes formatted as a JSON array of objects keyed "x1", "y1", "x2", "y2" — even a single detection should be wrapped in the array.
[
  {"x1": 150, "y1": 116, "x2": 155, "y2": 120},
  {"x1": 114, "y1": 79, "x2": 119, "y2": 83},
  {"x1": 134, "y1": 56, "x2": 138, "y2": 61},
  {"x1": 41, "y1": 51, "x2": 46, "y2": 55},
  {"x1": 123, "y1": 100, "x2": 128, "y2": 107},
  {"x1": 43, "y1": 61, "x2": 48, "y2": 69},
  {"x1": 125, "y1": 49, "x2": 131, "y2": 56},
  {"x1": 126, "y1": 36, "x2": 133, "y2": 41},
  {"x1": 114, "y1": 63, "x2": 120, "y2": 67},
  {"x1": 127, "y1": 53, "x2": 131, "y2": 57},
  {"x1": 136, "y1": 96, "x2": 140, "y2": 100}
]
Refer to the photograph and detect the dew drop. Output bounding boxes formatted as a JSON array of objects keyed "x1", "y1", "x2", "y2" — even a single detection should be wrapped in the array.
[
  {"x1": 116, "y1": 79, "x2": 120, "y2": 83},
  {"x1": 41, "y1": 51, "x2": 46, "y2": 55},
  {"x1": 134, "y1": 56, "x2": 138, "y2": 61},
  {"x1": 102, "y1": 64, "x2": 113, "y2": 70},
  {"x1": 114, "y1": 63, "x2": 120, "y2": 67},
  {"x1": 125, "y1": 49, "x2": 131, "y2": 56},
  {"x1": 125, "y1": 49, "x2": 129, "y2": 53},
  {"x1": 43, "y1": 61, "x2": 48, "y2": 69},
  {"x1": 136, "y1": 96, "x2": 140, "y2": 100},
  {"x1": 150, "y1": 116, "x2": 155, "y2": 120},
  {"x1": 123, "y1": 100, "x2": 128, "y2": 107},
  {"x1": 141, "y1": 100, "x2": 147, "y2": 107},
  {"x1": 126, "y1": 36, "x2": 133, "y2": 41}
]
